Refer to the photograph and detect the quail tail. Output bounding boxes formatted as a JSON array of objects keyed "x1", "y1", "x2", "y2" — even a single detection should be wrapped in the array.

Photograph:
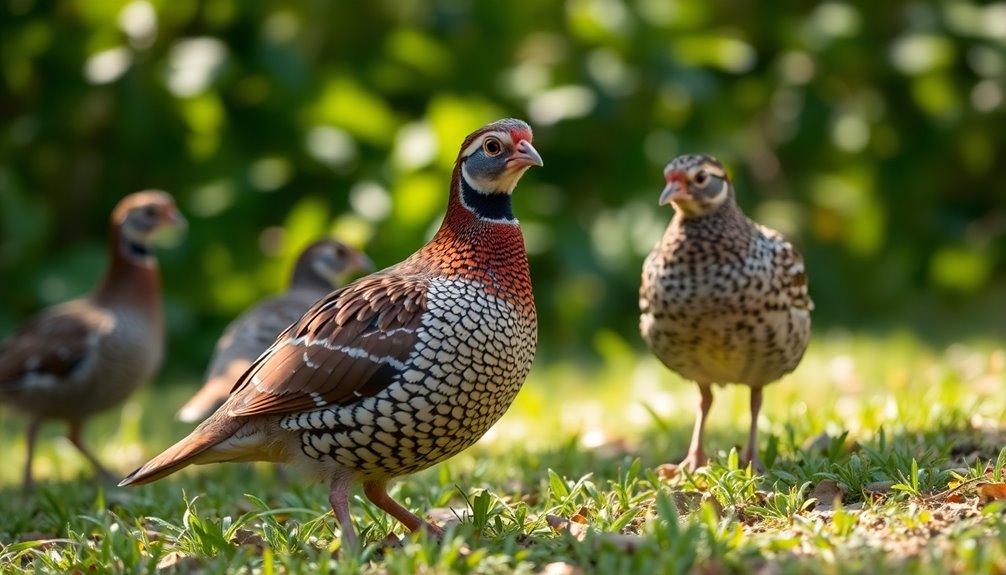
[{"x1": 119, "y1": 415, "x2": 242, "y2": 485}]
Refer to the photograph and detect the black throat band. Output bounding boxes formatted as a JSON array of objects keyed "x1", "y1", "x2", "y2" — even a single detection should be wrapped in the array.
[{"x1": 460, "y1": 177, "x2": 515, "y2": 222}]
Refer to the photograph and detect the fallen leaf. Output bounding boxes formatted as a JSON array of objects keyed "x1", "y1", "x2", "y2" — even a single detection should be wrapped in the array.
[
  {"x1": 809, "y1": 479, "x2": 847, "y2": 511},
  {"x1": 544, "y1": 514, "x2": 644, "y2": 553},
  {"x1": 656, "y1": 463, "x2": 681, "y2": 481},
  {"x1": 977, "y1": 482, "x2": 1006, "y2": 504},
  {"x1": 546, "y1": 514, "x2": 588, "y2": 541},
  {"x1": 156, "y1": 551, "x2": 201, "y2": 572}
]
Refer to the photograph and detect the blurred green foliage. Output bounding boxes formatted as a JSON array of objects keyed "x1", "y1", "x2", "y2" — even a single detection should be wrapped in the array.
[{"x1": 1, "y1": 0, "x2": 1004, "y2": 376}]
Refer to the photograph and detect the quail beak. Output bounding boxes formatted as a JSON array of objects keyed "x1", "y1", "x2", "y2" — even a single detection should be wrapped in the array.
[
  {"x1": 164, "y1": 207, "x2": 188, "y2": 231},
  {"x1": 152, "y1": 206, "x2": 188, "y2": 247},
  {"x1": 658, "y1": 174, "x2": 691, "y2": 206},
  {"x1": 507, "y1": 140, "x2": 544, "y2": 170}
]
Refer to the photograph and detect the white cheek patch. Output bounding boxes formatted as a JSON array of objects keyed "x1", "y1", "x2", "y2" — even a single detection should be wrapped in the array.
[
  {"x1": 712, "y1": 180, "x2": 730, "y2": 204},
  {"x1": 461, "y1": 163, "x2": 493, "y2": 194}
]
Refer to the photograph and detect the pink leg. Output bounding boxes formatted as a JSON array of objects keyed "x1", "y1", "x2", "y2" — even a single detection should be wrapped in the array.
[
  {"x1": 658, "y1": 384, "x2": 713, "y2": 476},
  {"x1": 23, "y1": 417, "x2": 41, "y2": 490},
  {"x1": 363, "y1": 480, "x2": 444, "y2": 538},
  {"x1": 329, "y1": 475, "x2": 358, "y2": 547},
  {"x1": 67, "y1": 421, "x2": 114, "y2": 481},
  {"x1": 679, "y1": 384, "x2": 713, "y2": 470},
  {"x1": 744, "y1": 387, "x2": 764, "y2": 471}
]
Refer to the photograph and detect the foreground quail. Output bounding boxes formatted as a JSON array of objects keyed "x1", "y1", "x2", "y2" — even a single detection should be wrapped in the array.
[
  {"x1": 176, "y1": 239, "x2": 374, "y2": 423},
  {"x1": 0, "y1": 191, "x2": 187, "y2": 488},
  {"x1": 639, "y1": 155, "x2": 812, "y2": 472},
  {"x1": 121, "y1": 119, "x2": 542, "y2": 545}
]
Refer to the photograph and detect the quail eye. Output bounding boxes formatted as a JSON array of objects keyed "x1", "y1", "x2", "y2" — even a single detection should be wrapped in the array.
[
  {"x1": 694, "y1": 170, "x2": 710, "y2": 186},
  {"x1": 144, "y1": 206, "x2": 159, "y2": 218},
  {"x1": 482, "y1": 137, "x2": 503, "y2": 157}
]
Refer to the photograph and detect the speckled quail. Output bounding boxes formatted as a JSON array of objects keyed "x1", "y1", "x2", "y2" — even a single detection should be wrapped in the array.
[
  {"x1": 176, "y1": 239, "x2": 373, "y2": 423},
  {"x1": 0, "y1": 191, "x2": 187, "y2": 488},
  {"x1": 639, "y1": 154, "x2": 812, "y2": 472},
  {"x1": 121, "y1": 119, "x2": 543, "y2": 546}
]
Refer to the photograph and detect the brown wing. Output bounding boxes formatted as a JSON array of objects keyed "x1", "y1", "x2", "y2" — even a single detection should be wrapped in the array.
[
  {"x1": 224, "y1": 273, "x2": 428, "y2": 417},
  {"x1": 0, "y1": 301, "x2": 111, "y2": 391},
  {"x1": 760, "y1": 225, "x2": 814, "y2": 312}
]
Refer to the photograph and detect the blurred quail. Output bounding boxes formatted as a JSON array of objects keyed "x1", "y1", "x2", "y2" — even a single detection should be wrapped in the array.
[
  {"x1": 176, "y1": 239, "x2": 374, "y2": 423},
  {"x1": 0, "y1": 191, "x2": 187, "y2": 488},
  {"x1": 121, "y1": 119, "x2": 543, "y2": 546},
  {"x1": 639, "y1": 155, "x2": 812, "y2": 471}
]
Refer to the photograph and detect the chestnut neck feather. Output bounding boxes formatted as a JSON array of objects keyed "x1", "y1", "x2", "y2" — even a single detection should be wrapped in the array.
[
  {"x1": 415, "y1": 165, "x2": 534, "y2": 312},
  {"x1": 93, "y1": 223, "x2": 163, "y2": 319}
]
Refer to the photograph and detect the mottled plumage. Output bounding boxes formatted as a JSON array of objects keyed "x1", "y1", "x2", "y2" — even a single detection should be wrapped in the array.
[
  {"x1": 639, "y1": 155, "x2": 812, "y2": 471},
  {"x1": 121, "y1": 119, "x2": 543, "y2": 546},
  {"x1": 176, "y1": 239, "x2": 374, "y2": 423},
  {"x1": 0, "y1": 191, "x2": 186, "y2": 488}
]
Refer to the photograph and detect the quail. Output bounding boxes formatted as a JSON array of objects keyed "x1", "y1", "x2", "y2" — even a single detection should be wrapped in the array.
[
  {"x1": 0, "y1": 191, "x2": 187, "y2": 488},
  {"x1": 121, "y1": 119, "x2": 543, "y2": 546},
  {"x1": 176, "y1": 239, "x2": 374, "y2": 423},
  {"x1": 639, "y1": 155, "x2": 812, "y2": 472}
]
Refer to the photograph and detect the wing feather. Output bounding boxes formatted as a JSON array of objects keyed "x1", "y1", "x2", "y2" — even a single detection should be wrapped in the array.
[
  {"x1": 225, "y1": 273, "x2": 427, "y2": 417},
  {"x1": 0, "y1": 302, "x2": 111, "y2": 391}
]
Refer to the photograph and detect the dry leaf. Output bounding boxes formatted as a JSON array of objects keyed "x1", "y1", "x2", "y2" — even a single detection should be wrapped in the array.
[
  {"x1": 809, "y1": 479, "x2": 847, "y2": 511},
  {"x1": 546, "y1": 514, "x2": 588, "y2": 541},
  {"x1": 977, "y1": 482, "x2": 1006, "y2": 504},
  {"x1": 656, "y1": 463, "x2": 682, "y2": 481},
  {"x1": 156, "y1": 551, "x2": 201, "y2": 572},
  {"x1": 544, "y1": 515, "x2": 644, "y2": 553}
]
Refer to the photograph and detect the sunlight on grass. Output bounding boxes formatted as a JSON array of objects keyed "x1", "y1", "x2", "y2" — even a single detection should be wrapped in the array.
[{"x1": 2, "y1": 330, "x2": 1006, "y2": 573}]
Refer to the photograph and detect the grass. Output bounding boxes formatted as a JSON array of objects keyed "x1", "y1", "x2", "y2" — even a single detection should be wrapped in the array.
[{"x1": 2, "y1": 330, "x2": 1006, "y2": 573}]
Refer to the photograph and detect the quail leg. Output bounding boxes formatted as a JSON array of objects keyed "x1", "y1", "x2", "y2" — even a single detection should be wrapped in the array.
[
  {"x1": 658, "y1": 384, "x2": 713, "y2": 476},
  {"x1": 23, "y1": 417, "x2": 41, "y2": 490},
  {"x1": 363, "y1": 480, "x2": 444, "y2": 539},
  {"x1": 329, "y1": 475, "x2": 358, "y2": 547},
  {"x1": 743, "y1": 387, "x2": 764, "y2": 471},
  {"x1": 67, "y1": 421, "x2": 115, "y2": 482}
]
